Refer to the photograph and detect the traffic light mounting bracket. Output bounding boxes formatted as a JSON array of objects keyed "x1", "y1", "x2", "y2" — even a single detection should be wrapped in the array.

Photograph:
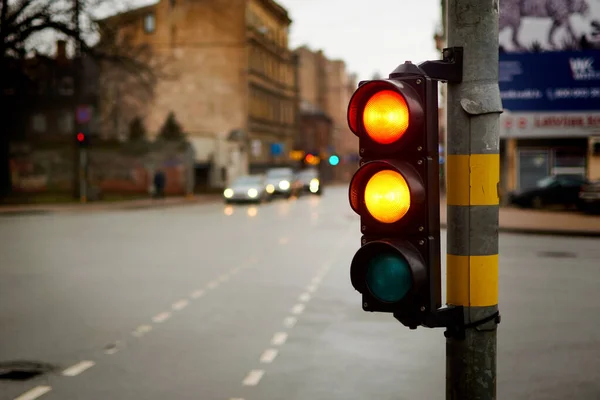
[{"x1": 416, "y1": 46, "x2": 463, "y2": 84}]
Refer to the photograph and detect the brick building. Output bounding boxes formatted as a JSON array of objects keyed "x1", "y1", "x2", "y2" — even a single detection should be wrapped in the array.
[
  {"x1": 98, "y1": 0, "x2": 299, "y2": 187},
  {"x1": 295, "y1": 46, "x2": 357, "y2": 181}
]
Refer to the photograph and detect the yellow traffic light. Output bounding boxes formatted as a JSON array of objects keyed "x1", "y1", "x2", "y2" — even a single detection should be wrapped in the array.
[
  {"x1": 363, "y1": 90, "x2": 410, "y2": 145},
  {"x1": 364, "y1": 170, "x2": 411, "y2": 223}
]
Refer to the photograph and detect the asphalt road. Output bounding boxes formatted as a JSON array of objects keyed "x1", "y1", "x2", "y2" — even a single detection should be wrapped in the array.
[{"x1": 1, "y1": 186, "x2": 600, "y2": 400}]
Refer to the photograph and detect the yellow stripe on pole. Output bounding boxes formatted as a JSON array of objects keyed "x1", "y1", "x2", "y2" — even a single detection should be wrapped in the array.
[
  {"x1": 446, "y1": 254, "x2": 499, "y2": 307},
  {"x1": 446, "y1": 154, "x2": 500, "y2": 206}
]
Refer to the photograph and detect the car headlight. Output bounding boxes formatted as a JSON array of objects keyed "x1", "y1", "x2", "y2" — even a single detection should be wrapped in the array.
[
  {"x1": 247, "y1": 188, "x2": 258, "y2": 198},
  {"x1": 266, "y1": 184, "x2": 275, "y2": 194},
  {"x1": 310, "y1": 178, "x2": 319, "y2": 187},
  {"x1": 224, "y1": 188, "x2": 233, "y2": 198},
  {"x1": 279, "y1": 180, "x2": 290, "y2": 190}
]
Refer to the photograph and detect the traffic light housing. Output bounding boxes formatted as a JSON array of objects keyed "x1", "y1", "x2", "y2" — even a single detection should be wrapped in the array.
[{"x1": 347, "y1": 61, "x2": 442, "y2": 329}]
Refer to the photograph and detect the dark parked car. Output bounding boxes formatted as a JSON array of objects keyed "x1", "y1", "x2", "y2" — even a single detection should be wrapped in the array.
[
  {"x1": 578, "y1": 180, "x2": 600, "y2": 214},
  {"x1": 295, "y1": 168, "x2": 322, "y2": 196},
  {"x1": 509, "y1": 175, "x2": 588, "y2": 209}
]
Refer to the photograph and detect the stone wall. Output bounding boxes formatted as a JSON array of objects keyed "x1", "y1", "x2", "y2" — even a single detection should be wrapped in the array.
[{"x1": 9, "y1": 141, "x2": 194, "y2": 195}]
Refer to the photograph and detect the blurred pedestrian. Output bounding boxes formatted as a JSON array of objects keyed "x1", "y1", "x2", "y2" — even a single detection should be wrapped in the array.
[{"x1": 153, "y1": 168, "x2": 166, "y2": 199}]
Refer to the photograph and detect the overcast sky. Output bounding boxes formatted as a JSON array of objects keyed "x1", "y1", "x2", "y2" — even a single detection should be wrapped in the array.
[{"x1": 276, "y1": 0, "x2": 442, "y2": 81}]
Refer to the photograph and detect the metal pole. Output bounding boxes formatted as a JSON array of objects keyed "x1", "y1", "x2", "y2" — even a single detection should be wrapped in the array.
[
  {"x1": 79, "y1": 148, "x2": 87, "y2": 202},
  {"x1": 445, "y1": 1, "x2": 502, "y2": 399}
]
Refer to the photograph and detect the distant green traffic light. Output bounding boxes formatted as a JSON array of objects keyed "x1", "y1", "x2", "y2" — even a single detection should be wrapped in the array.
[
  {"x1": 328, "y1": 155, "x2": 340, "y2": 166},
  {"x1": 366, "y1": 252, "x2": 412, "y2": 302}
]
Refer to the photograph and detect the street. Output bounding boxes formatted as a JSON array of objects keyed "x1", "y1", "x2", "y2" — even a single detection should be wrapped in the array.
[{"x1": 1, "y1": 186, "x2": 600, "y2": 400}]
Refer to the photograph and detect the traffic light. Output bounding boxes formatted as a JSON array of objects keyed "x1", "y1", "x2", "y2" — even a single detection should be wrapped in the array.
[
  {"x1": 76, "y1": 131, "x2": 89, "y2": 148},
  {"x1": 328, "y1": 155, "x2": 340, "y2": 166},
  {"x1": 347, "y1": 61, "x2": 441, "y2": 329}
]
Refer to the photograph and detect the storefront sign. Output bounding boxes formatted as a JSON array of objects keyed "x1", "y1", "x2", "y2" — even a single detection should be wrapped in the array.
[{"x1": 500, "y1": 111, "x2": 600, "y2": 138}]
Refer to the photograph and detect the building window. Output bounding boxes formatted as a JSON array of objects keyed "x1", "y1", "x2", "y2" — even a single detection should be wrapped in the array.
[
  {"x1": 144, "y1": 13, "x2": 155, "y2": 34},
  {"x1": 32, "y1": 114, "x2": 46, "y2": 133},
  {"x1": 58, "y1": 111, "x2": 74, "y2": 134},
  {"x1": 58, "y1": 76, "x2": 74, "y2": 96}
]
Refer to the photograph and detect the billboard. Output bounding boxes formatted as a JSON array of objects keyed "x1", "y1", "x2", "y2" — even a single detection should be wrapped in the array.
[
  {"x1": 499, "y1": 49, "x2": 600, "y2": 111},
  {"x1": 499, "y1": 0, "x2": 600, "y2": 53}
]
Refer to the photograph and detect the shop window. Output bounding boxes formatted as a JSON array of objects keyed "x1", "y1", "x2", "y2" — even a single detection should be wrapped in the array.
[
  {"x1": 144, "y1": 13, "x2": 156, "y2": 34},
  {"x1": 32, "y1": 113, "x2": 46, "y2": 133}
]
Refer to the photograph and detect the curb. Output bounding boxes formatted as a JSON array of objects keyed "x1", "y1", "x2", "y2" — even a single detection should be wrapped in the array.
[
  {"x1": 440, "y1": 223, "x2": 600, "y2": 238},
  {"x1": 0, "y1": 196, "x2": 221, "y2": 216}
]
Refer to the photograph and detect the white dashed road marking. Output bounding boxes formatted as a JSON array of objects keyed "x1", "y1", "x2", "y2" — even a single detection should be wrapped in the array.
[
  {"x1": 311, "y1": 276, "x2": 322, "y2": 285},
  {"x1": 172, "y1": 300, "x2": 189, "y2": 311},
  {"x1": 62, "y1": 361, "x2": 95, "y2": 377},
  {"x1": 298, "y1": 292, "x2": 311, "y2": 302},
  {"x1": 207, "y1": 281, "x2": 219, "y2": 289},
  {"x1": 306, "y1": 284, "x2": 317, "y2": 293},
  {"x1": 242, "y1": 370, "x2": 265, "y2": 386},
  {"x1": 270, "y1": 332, "x2": 288, "y2": 346},
  {"x1": 190, "y1": 289, "x2": 205, "y2": 299},
  {"x1": 278, "y1": 237, "x2": 289, "y2": 244},
  {"x1": 259, "y1": 349, "x2": 278, "y2": 364},
  {"x1": 291, "y1": 303, "x2": 305, "y2": 315},
  {"x1": 152, "y1": 312, "x2": 171, "y2": 323},
  {"x1": 283, "y1": 316, "x2": 297, "y2": 328},
  {"x1": 132, "y1": 324, "x2": 152, "y2": 337},
  {"x1": 13, "y1": 386, "x2": 52, "y2": 400}
]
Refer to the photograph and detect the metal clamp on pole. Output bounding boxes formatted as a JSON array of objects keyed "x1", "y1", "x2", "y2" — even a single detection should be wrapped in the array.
[{"x1": 418, "y1": 47, "x2": 463, "y2": 84}]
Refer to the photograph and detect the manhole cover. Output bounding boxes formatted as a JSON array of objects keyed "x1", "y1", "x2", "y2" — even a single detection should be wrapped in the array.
[
  {"x1": 0, "y1": 361, "x2": 56, "y2": 381},
  {"x1": 537, "y1": 251, "x2": 577, "y2": 259}
]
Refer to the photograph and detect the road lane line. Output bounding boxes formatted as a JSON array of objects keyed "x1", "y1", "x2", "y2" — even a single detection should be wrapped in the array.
[
  {"x1": 259, "y1": 348, "x2": 278, "y2": 363},
  {"x1": 278, "y1": 237, "x2": 289, "y2": 244},
  {"x1": 14, "y1": 386, "x2": 52, "y2": 400},
  {"x1": 218, "y1": 273, "x2": 229, "y2": 282},
  {"x1": 62, "y1": 361, "x2": 95, "y2": 377},
  {"x1": 132, "y1": 324, "x2": 152, "y2": 337},
  {"x1": 207, "y1": 281, "x2": 219, "y2": 289},
  {"x1": 152, "y1": 312, "x2": 171, "y2": 323},
  {"x1": 270, "y1": 332, "x2": 288, "y2": 346},
  {"x1": 298, "y1": 292, "x2": 311, "y2": 302},
  {"x1": 242, "y1": 369, "x2": 265, "y2": 386},
  {"x1": 306, "y1": 284, "x2": 317, "y2": 293},
  {"x1": 172, "y1": 300, "x2": 189, "y2": 311},
  {"x1": 291, "y1": 303, "x2": 305, "y2": 315},
  {"x1": 190, "y1": 289, "x2": 205, "y2": 299},
  {"x1": 311, "y1": 276, "x2": 322, "y2": 285},
  {"x1": 283, "y1": 316, "x2": 297, "y2": 328}
]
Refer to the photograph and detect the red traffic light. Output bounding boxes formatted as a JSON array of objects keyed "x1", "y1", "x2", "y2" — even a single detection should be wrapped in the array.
[
  {"x1": 305, "y1": 154, "x2": 315, "y2": 163},
  {"x1": 347, "y1": 80, "x2": 424, "y2": 151},
  {"x1": 77, "y1": 132, "x2": 85, "y2": 142}
]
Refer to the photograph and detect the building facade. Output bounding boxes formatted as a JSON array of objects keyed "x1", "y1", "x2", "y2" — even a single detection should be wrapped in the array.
[
  {"x1": 98, "y1": 0, "x2": 299, "y2": 187},
  {"x1": 435, "y1": 0, "x2": 600, "y2": 199},
  {"x1": 295, "y1": 46, "x2": 357, "y2": 181}
]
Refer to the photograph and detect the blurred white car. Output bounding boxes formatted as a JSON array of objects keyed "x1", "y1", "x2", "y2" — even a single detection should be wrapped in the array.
[{"x1": 223, "y1": 175, "x2": 267, "y2": 203}]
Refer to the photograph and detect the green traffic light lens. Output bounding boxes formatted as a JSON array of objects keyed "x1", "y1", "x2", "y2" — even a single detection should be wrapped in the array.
[{"x1": 366, "y1": 252, "x2": 412, "y2": 303}]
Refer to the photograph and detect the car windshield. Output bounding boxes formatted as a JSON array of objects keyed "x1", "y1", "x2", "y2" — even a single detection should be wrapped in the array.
[
  {"x1": 233, "y1": 176, "x2": 262, "y2": 185},
  {"x1": 266, "y1": 169, "x2": 292, "y2": 178},
  {"x1": 536, "y1": 177, "x2": 556, "y2": 188},
  {"x1": 297, "y1": 170, "x2": 318, "y2": 179}
]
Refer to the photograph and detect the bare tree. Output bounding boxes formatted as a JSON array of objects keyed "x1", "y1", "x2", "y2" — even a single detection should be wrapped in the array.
[{"x1": 0, "y1": 0, "x2": 165, "y2": 197}]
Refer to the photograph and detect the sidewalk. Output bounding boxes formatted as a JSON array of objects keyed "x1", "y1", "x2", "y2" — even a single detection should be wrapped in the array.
[
  {"x1": 0, "y1": 194, "x2": 221, "y2": 216},
  {"x1": 440, "y1": 198, "x2": 600, "y2": 237}
]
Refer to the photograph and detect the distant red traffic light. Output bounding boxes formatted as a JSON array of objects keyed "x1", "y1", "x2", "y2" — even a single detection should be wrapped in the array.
[{"x1": 77, "y1": 132, "x2": 85, "y2": 142}]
